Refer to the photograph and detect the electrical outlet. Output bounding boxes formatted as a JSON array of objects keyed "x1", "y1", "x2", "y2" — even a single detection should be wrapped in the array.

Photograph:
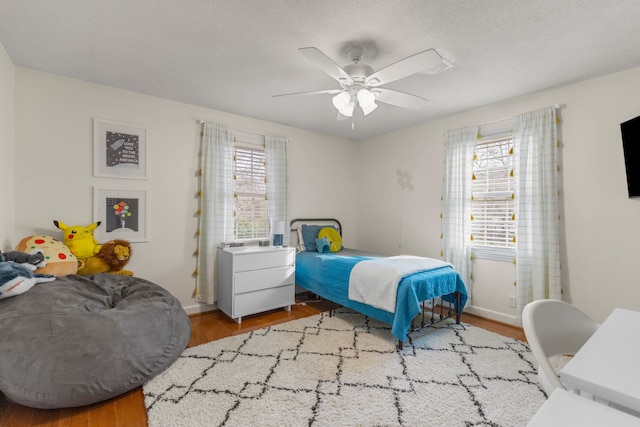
[{"x1": 508, "y1": 295, "x2": 516, "y2": 308}]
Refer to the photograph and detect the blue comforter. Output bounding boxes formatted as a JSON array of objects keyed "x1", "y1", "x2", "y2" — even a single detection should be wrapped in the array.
[{"x1": 295, "y1": 249, "x2": 468, "y2": 342}]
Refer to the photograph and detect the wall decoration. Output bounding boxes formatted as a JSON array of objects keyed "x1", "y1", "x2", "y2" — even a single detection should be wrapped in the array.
[
  {"x1": 396, "y1": 169, "x2": 414, "y2": 253},
  {"x1": 94, "y1": 119, "x2": 147, "y2": 179},
  {"x1": 93, "y1": 188, "x2": 148, "y2": 242}
]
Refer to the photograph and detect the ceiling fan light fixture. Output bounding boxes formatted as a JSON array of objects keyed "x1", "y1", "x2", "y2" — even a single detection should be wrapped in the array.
[
  {"x1": 356, "y1": 88, "x2": 376, "y2": 108},
  {"x1": 340, "y1": 101, "x2": 355, "y2": 117},
  {"x1": 332, "y1": 91, "x2": 351, "y2": 111},
  {"x1": 357, "y1": 88, "x2": 378, "y2": 115},
  {"x1": 361, "y1": 101, "x2": 378, "y2": 116}
]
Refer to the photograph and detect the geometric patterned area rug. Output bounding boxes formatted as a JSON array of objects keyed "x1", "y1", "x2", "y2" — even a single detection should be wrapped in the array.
[{"x1": 144, "y1": 308, "x2": 546, "y2": 426}]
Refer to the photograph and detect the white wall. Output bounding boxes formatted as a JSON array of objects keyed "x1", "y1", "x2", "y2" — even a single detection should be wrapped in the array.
[
  {"x1": 0, "y1": 43, "x2": 15, "y2": 249},
  {"x1": 13, "y1": 68, "x2": 358, "y2": 313},
  {"x1": 356, "y1": 67, "x2": 640, "y2": 325},
  {"x1": 9, "y1": 53, "x2": 640, "y2": 325}
]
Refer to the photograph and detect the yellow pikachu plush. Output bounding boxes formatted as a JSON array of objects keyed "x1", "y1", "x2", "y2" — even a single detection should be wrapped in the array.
[{"x1": 53, "y1": 220, "x2": 103, "y2": 260}]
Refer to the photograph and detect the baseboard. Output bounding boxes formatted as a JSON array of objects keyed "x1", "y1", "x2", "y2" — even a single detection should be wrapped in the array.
[
  {"x1": 184, "y1": 290, "x2": 309, "y2": 315},
  {"x1": 182, "y1": 302, "x2": 522, "y2": 327},
  {"x1": 183, "y1": 303, "x2": 217, "y2": 316},
  {"x1": 464, "y1": 305, "x2": 521, "y2": 327}
]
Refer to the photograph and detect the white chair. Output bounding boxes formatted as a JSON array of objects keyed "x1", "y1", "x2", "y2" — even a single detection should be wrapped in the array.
[{"x1": 522, "y1": 299, "x2": 599, "y2": 395}]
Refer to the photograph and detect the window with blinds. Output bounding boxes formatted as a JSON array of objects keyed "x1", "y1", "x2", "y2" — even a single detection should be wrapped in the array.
[
  {"x1": 233, "y1": 144, "x2": 268, "y2": 240},
  {"x1": 470, "y1": 136, "x2": 515, "y2": 260}
]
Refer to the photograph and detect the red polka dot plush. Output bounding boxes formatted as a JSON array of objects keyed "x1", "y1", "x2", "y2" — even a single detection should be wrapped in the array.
[{"x1": 15, "y1": 235, "x2": 78, "y2": 276}]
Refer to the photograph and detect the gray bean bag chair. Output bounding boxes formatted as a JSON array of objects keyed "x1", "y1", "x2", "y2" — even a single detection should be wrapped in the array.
[{"x1": 0, "y1": 273, "x2": 191, "y2": 408}]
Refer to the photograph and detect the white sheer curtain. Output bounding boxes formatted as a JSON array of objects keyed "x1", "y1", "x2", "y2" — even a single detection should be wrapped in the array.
[
  {"x1": 442, "y1": 126, "x2": 478, "y2": 305},
  {"x1": 195, "y1": 122, "x2": 234, "y2": 304},
  {"x1": 513, "y1": 107, "x2": 561, "y2": 319},
  {"x1": 265, "y1": 136, "x2": 290, "y2": 246}
]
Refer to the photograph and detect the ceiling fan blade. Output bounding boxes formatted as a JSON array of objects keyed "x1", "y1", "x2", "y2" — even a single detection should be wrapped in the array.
[
  {"x1": 365, "y1": 49, "x2": 444, "y2": 86},
  {"x1": 273, "y1": 88, "x2": 342, "y2": 98},
  {"x1": 374, "y1": 88, "x2": 428, "y2": 109},
  {"x1": 298, "y1": 47, "x2": 353, "y2": 84}
]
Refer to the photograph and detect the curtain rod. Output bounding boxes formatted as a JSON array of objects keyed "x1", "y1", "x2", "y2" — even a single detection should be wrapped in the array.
[
  {"x1": 443, "y1": 103, "x2": 563, "y2": 134},
  {"x1": 478, "y1": 104, "x2": 563, "y2": 127},
  {"x1": 479, "y1": 116, "x2": 510, "y2": 127},
  {"x1": 197, "y1": 120, "x2": 266, "y2": 138}
]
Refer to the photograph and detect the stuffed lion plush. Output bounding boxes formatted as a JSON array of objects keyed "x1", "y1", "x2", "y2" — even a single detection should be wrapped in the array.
[{"x1": 77, "y1": 239, "x2": 134, "y2": 276}]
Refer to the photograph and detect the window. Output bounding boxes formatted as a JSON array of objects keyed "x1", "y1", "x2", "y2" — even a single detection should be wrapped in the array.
[
  {"x1": 233, "y1": 141, "x2": 268, "y2": 240},
  {"x1": 470, "y1": 135, "x2": 515, "y2": 261}
]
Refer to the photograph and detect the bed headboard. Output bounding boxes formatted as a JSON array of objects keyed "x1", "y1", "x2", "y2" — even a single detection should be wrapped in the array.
[{"x1": 289, "y1": 218, "x2": 342, "y2": 250}]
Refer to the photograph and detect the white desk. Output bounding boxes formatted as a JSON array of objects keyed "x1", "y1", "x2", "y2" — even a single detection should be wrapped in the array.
[
  {"x1": 560, "y1": 308, "x2": 640, "y2": 416},
  {"x1": 528, "y1": 389, "x2": 640, "y2": 427}
]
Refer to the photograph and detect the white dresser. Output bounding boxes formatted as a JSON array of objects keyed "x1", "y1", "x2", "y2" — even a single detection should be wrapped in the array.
[{"x1": 217, "y1": 246, "x2": 295, "y2": 323}]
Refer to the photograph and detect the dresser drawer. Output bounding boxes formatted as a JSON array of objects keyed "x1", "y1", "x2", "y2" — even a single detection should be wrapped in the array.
[
  {"x1": 233, "y1": 250, "x2": 294, "y2": 272},
  {"x1": 233, "y1": 284, "x2": 294, "y2": 317},
  {"x1": 234, "y1": 265, "x2": 294, "y2": 294}
]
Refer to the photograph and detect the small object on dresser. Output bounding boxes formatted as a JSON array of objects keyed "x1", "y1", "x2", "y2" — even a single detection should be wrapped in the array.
[
  {"x1": 272, "y1": 221, "x2": 285, "y2": 246},
  {"x1": 258, "y1": 240, "x2": 270, "y2": 247},
  {"x1": 225, "y1": 242, "x2": 246, "y2": 248}
]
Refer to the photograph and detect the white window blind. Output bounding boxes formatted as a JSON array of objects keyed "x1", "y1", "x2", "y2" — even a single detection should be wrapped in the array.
[
  {"x1": 233, "y1": 141, "x2": 268, "y2": 240},
  {"x1": 471, "y1": 136, "x2": 515, "y2": 261}
]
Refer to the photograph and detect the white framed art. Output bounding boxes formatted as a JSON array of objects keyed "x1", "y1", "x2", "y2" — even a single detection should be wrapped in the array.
[
  {"x1": 93, "y1": 119, "x2": 147, "y2": 179},
  {"x1": 93, "y1": 188, "x2": 148, "y2": 242}
]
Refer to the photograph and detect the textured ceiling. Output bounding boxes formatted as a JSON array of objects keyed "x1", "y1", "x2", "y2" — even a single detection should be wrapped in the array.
[{"x1": 2, "y1": 0, "x2": 640, "y2": 140}]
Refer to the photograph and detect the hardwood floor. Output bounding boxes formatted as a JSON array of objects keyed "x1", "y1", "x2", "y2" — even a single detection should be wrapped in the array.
[{"x1": 0, "y1": 296, "x2": 525, "y2": 426}]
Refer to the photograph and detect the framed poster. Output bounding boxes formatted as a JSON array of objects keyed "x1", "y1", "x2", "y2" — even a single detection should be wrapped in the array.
[
  {"x1": 93, "y1": 188, "x2": 148, "y2": 242},
  {"x1": 93, "y1": 119, "x2": 147, "y2": 179}
]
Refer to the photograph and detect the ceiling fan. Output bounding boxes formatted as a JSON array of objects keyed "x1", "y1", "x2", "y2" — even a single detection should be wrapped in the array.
[{"x1": 274, "y1": 44, "x2": 453, "y2": 120}]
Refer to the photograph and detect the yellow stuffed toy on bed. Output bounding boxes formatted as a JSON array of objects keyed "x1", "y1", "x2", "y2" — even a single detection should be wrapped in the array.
[{"x1": 318, "y1": 227, "x2": 343, "y2": 252}]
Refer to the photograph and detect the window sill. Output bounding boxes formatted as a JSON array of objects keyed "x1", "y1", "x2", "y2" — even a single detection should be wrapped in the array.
[{"x1": 471, "y1": 245, "x2": 515, "y2": 263}]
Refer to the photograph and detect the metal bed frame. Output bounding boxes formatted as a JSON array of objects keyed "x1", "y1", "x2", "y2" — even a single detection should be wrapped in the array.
[
  {"x1": 314, "y1": 293, "x2": 462, "y2": 350},
  {"x1": 290, "y1": 218, "x2": 463, "y2": 350}
]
